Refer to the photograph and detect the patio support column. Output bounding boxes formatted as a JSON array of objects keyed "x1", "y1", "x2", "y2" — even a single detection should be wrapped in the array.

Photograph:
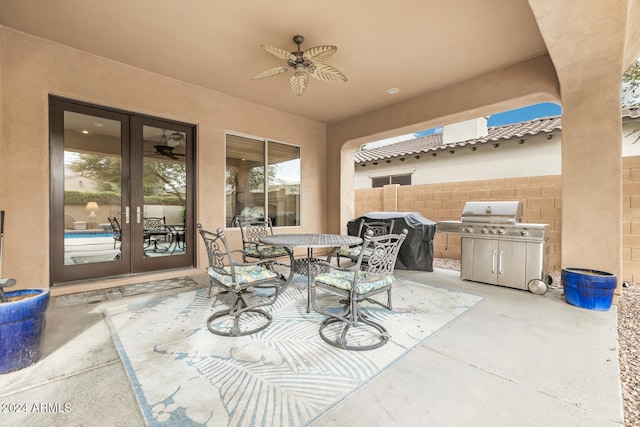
[
  {"x1": 560, "y1": 96, "x2": 623, "y2": 291},
  {"x1": 528, "y1": 0, "x2": 631, "y2": 297}
]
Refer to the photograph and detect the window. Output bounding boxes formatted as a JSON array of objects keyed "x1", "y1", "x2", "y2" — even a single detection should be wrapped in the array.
[
  {"x1": 225, "y1": 134, "x2": 300, "y2": 227},
  {"x1": 371, "y1": 174, "x2": 412, "y2": 188}
]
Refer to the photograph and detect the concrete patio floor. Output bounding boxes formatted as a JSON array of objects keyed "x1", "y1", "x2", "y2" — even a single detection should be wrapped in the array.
[{"x1": 0, "y1": 268, "x2": 624, "y2": 426}]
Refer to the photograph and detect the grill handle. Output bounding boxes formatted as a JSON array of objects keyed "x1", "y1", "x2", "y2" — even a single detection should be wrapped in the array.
[{"x1": 499, "y1": 251, "x2": 504, "y2": 275}]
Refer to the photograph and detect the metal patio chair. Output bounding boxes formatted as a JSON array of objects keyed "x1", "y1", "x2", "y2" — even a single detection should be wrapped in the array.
[
  {"x1": 236, "y1": 218, "x2": 294, "y2": 283},
  {"x1": 143, "y1": 216, "x2": 169, "y2": 252},
  {"x1": 312, "y1": 228, "x2": 408, "y2": 351},
  {"x1": 329, "y1": 218, "x2": 395, "y2": 267},
  {"x1": 107, "y1": 217, "x2": 122, "y2": 260},
  {"x1": 197, "y1": 223, "x2": 285, "y2": 336}
]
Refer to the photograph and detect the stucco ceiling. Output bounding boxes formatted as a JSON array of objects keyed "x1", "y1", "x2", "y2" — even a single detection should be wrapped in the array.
[{"x1": 0, "y1": 0, "x2": 548, "y2": 123}]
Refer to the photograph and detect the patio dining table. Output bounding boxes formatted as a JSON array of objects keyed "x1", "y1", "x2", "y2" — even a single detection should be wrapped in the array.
[
  {"x1": 144, "y1": 223, "x2": 185, "y2": 254},
  {"x1": 260, "y1": 233, "x2": 362, "y2": 312}
]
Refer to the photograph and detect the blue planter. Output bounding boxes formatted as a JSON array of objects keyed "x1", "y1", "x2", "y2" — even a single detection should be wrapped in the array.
[
  {"x1": 562, "y1": 268, "x2": 617, "y2": 311},
  {"x1": 0, "y1": 289, "x2": 50, "y2": 374}
]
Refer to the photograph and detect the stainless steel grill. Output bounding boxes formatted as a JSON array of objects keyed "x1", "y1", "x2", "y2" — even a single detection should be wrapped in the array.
[{"x1": 438, "y1": 201, "x2": 552, "y2": 294}]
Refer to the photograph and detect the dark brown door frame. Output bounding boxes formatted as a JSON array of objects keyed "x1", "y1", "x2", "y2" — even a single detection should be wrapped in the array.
[{"x1": 49, "y1": 95, "x2": 196, "y2": 284}]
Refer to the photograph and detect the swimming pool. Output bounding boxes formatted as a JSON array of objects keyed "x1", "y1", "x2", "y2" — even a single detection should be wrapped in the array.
[{"x1": 64, "y1": 232, "x2": 113, "y2": 239}]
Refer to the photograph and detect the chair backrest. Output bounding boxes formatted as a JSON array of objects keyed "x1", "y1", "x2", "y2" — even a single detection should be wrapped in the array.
[
  {"x1": 237, "y1": 218, "x2": 274, "y2": 247},
  {"x1": 356, "y1": 219, "x2": 395, "y2": 238},
  {"x1": 108, "y1": 217, "x2": 121, "y2": 236},
  {"x1": 144, "y1": 216, "x2": 166, "y2": 229},
  {"x1": 197, "y1": 224, "x2": 233, "y2": 276},
  {"x1": 64, "y1": 214, "x2": 76, "y2": 230},
  {"x1": 358, "y1": 228, "x2": 408, "y2": 276}
]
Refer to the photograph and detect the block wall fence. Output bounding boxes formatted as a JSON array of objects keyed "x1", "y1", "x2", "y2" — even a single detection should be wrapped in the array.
[{"x1": 354, "y1": 155, "x2": 640, "y2": 283}]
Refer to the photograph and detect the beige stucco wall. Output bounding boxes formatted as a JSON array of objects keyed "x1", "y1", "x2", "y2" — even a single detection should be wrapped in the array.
[{"x1": 0, "y1": 27, "x2": 326, "y2": 290}]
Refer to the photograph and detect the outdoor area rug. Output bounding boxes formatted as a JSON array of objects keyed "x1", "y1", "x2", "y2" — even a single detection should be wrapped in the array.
[{"x1": 104, "y1": 277, "x2": 483, "y2": 426}]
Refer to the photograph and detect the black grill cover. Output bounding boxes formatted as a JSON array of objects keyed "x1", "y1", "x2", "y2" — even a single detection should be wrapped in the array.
[{"x1": 347, "y1": 212, "x2": 436, "y2": 271}]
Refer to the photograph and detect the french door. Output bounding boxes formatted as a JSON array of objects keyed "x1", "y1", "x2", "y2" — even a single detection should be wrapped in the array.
[{"x1": 49, "y1": 97, "x2": 195, "y2": 284}]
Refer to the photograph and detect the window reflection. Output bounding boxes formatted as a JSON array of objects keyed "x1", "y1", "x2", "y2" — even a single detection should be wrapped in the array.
[{"x1": 225, "y1": 134, "x2": 300, "y2": 227}]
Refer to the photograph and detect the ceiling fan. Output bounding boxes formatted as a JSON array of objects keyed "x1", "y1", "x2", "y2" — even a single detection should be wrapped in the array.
[
  {"x1": 149, "y1": 129, "x2": 185, "y2": 160},
  {"x1": 251, "y1": 35, "x2": 347, "y2": 96}
]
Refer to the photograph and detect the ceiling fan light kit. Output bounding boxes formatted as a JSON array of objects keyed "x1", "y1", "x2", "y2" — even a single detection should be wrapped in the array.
[{"x1": 251, "y1": 35, "x2": 347, "y2": 96}]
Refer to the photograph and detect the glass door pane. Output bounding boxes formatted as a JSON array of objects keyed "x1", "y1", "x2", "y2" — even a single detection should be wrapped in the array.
[
  {"x1": 140, "y1": 125, "x2": 187, "y2": 258},
  {"x1": 63, "y1": 112, "x2": 124, "y2": 265},
  {"x1": 130, "y1": 117, "x2": 193, "y2": 274}
]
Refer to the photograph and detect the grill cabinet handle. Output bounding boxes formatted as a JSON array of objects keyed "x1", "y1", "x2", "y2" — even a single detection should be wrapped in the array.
[
  {"x1": 499, "y1": 251, "x2": 504, "y2": 275},
  {"x1": 492, "y1": 250, "x2": 497, "y2": 273}
]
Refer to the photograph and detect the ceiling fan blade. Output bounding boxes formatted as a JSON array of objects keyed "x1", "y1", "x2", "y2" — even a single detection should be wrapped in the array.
[
  {"x1": 251, "y1": 66, "x2": 290, "y2": 80},
  {"x1": 260, "y1": 44, "x2": 296, "y2": 61},
  {"x1": 289, "y1": 71, "x2": 309, "y2": 96},
  {"x1": 310, "y1": 63, "x2": 348, "y2": 83},
  {"x1": 303, "y1": 45, "x2": 337, "y2": 63}
]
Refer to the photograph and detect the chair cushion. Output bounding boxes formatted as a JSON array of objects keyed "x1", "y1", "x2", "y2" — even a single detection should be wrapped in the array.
[
  {"x1": 244, "y1": 245, "x2": 290, "y2": 259},
  {"x1": 314, "y1": 270, "x2": 396, "y2": 294},
  {"x1": 336, "y1": 246, "x2": 386, "y2": 260},
  {"x1": 336, "y1": 245, "x2": 375, "y2": 258},
  {"x1": 208, "y1": 265, "x2": 279, "y2": 289}
]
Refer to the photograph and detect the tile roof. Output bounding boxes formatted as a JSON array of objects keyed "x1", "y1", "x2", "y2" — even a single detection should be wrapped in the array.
[{"x1": 354, "y1": 107, "x2": 640, "y2": 164}]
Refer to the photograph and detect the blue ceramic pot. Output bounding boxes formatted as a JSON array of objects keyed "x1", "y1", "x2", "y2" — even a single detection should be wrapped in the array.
[
  {"x1": 0, "y1": 289, "x2": 50, "y2": 374},
  {"x1": 562, "y1": 268, "x2": 616, "y2": 311}
]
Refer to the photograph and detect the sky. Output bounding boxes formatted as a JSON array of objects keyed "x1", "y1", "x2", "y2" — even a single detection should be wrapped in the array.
[{"x1": 486, "y1": 102, "x2": 561, "y2": 126}]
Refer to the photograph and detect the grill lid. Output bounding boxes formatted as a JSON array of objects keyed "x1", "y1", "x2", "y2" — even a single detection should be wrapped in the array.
[{"x1": 461, "y1": 201, "x2": 523, "y2": 223}]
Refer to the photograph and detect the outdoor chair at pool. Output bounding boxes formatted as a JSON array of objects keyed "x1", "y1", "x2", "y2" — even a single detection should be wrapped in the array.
[
  {"x1": 107, "y1": 216, "x2": 122, "y2": 253},
  {"x1": 197, "y1": 223, "x2": 286, "y2": 337},
  {"x1": 312, "y1": 228, "x2": 407, "y2": 351},
  {"x1": 236, "y1": 218, "x2": 294, "y2": 283},
  {"x1": 329, "y1": 218, "x2": 395, "y2": 267}
]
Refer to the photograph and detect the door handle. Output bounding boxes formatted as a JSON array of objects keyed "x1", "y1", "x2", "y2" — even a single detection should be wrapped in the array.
[
  {"x1": 499, "y1": 251, "x2": 504, "y2": 275},
  {"x1": 119, "y1": 206, "x2": 130, "y2": 224},
  {"x1": 492, "y1": 250, "x2": 497, "y2": 273},
  {"x1": 136, "y1": 206, "x2": 141, "y2": 224}
]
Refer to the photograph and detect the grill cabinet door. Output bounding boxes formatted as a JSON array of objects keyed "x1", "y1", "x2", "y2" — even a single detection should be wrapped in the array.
[
  {"x1": 460, "y1": 237, "x2": 474, "y2": 281},
  {"x1": 496, "y1": 240, "x2": 527, "y2": 289},
  {"x1": 470, "y1": 238, "x2": 499, "y2": 285}
]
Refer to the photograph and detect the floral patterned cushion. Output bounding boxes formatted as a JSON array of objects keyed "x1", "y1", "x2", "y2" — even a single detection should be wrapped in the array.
[
  {"x1": 245, "y1": 245, "x2": 290, "y2": 259},
  {"x1": 314, "y1": 270, "x2": 396, "y2": 294},
  {"x1": 208, "y1": 265, "x2": 279, "y2": 289},
  {"x1": 336, "y1": 246, "x2": 383, "y2": 260}
]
